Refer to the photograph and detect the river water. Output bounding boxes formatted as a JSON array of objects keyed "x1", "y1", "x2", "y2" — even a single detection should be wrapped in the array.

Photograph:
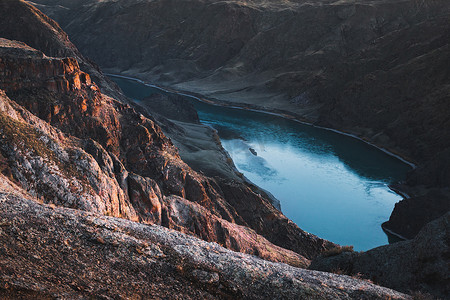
[{"x1": 111, "y1": 76, "x2": 411, "y2": 251}]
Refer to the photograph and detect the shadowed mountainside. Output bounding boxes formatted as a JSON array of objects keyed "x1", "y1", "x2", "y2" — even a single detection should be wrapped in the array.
[{"x1": 310, "y1": 212, "x2": 450, "y2": 298}]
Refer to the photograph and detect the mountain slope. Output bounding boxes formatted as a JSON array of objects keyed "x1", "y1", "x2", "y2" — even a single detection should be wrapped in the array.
[{"x1": 310, "y1": 212, "x2": 450, "y2": 298}]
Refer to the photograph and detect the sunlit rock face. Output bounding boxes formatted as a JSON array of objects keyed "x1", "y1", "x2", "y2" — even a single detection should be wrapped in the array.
[{"x1": 0, "y1": 41, "x2": 90, "y2": 94}]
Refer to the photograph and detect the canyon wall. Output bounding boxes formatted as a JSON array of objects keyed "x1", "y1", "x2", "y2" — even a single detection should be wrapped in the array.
[{"x1": 0, "y1": 1, "x2": 447, "y2": 297}]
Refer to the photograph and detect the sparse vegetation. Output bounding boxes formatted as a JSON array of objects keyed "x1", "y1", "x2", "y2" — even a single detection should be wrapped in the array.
[
  {"x1": 322, "y1": 245, "x2": 354, "y2": 257},
  {"x1": 331, "y1": 268, "x2": 345, "y2": 275},
  {"x1": 352, "y1": 272, "x2": 373, "y2": 284},
  {"x1": 213, "y1": 133, "x2": 221, "y2": 145},
  {"x1": 0, "y1": 152, "x2": 7, "y2": 173}
]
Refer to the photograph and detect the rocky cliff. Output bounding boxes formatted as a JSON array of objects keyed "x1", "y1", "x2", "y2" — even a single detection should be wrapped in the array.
[{"x1": 31, "y1": 0, "x2": 450, "y2": 239}]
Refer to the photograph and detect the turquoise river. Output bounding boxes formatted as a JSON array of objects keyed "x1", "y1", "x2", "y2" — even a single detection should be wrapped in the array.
[{"x1": 111, "y1": 76, "x2": 412, "y2": 251}]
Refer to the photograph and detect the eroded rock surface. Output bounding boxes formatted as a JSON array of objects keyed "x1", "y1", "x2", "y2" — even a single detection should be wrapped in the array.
[{"x1": 0, "y1": 180, "x2": 409, "y2": 299}]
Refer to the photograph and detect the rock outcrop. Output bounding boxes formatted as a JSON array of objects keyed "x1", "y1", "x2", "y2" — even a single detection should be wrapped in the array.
[
  {"x1": 310, "y1": 212, "x2": 450, "y2": 298},
  {"x1": 0, "y1": 178, "x2": 408, "y2": 299},
  {"x1": 32, "y1": 0, "x2": 450, "y2": 237},
  {"x1": 382, "y1": 189, "x2": 450, "y2": 239}
]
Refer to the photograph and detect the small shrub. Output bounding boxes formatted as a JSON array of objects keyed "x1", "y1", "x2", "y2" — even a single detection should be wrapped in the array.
[
  {"x1": 0, "y1": 152, "x2": 6, "y2": 173},
  {"x1": 322, "y1": 245, "x2": 354, "y2": 257},
  {"x1": 331, "y1": 268, "x2": 345, "y2": 275},
  {"x1": 213, "y1": 134, "x2": 221, "y2": 145}
]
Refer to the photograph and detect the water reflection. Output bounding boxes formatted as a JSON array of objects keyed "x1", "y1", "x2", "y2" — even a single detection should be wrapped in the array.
[{"x1": 110, "y1": 76, "x2": 412, "y2": 250}]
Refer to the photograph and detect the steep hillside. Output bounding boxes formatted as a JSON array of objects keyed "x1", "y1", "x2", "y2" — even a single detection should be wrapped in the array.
[{"x1": 31, "y1": 0, "x2": 450, "y2": 238}]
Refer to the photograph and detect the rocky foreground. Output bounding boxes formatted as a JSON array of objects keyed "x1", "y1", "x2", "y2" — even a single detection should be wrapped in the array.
[
  {"x1": 32, "y1": 0, "x2": 450, "y2": 240},
  {"x1": 0, "y1": 175, "x2": 408, "y2": 299}
]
